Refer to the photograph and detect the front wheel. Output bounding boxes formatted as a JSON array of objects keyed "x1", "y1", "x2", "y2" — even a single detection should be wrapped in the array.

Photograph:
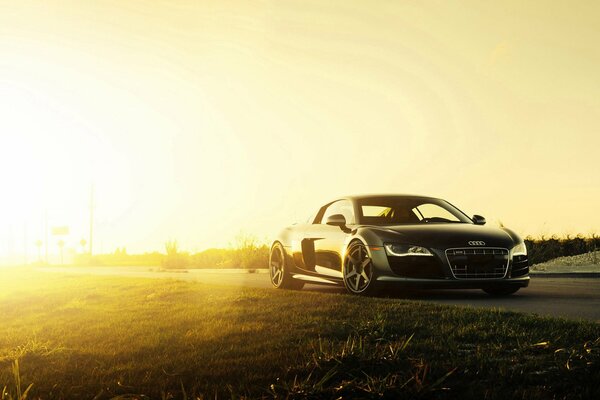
[
  {"x1": 269, "y1": 242, "x2": 304, "y2": 290},
  {"x1": 343, "y1": 241, "x2": 379, "y2": 295},
  {"x1": 482, "y1": 286, "x2": 520, "y2": 296}
]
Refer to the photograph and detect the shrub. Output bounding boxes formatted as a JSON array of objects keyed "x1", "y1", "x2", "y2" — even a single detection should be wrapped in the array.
[
  {"x1": 162, "y1": 240, "x2": 189, "y2": 269},
  {"x1": 525, "y1": 234, "x2": 600, "y2": 265}
]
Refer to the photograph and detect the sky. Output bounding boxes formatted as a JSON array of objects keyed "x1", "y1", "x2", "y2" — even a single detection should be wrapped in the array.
[{"x1": 1, "y1": 0, "x2": 599, "y2": 262}]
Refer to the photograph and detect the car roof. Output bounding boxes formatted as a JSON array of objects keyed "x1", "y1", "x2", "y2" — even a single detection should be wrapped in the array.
[{"x1": 342, "y1": 194, "x2": 442, "y2": 202}]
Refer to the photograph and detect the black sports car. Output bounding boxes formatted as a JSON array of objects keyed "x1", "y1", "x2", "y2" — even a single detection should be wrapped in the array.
[{"x1": 269, "y1": 194, "x2": 529, "y2": 295}]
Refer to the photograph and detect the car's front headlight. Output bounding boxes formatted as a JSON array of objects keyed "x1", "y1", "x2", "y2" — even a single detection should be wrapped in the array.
[
  {"x1": 511, "y1": 242, "x2": 527, "y2": 257},
  {"x1": 384, "y1": 243, "x2": 433, "y2": 257}
]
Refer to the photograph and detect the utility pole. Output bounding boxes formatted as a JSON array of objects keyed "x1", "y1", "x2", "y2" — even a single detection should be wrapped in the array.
[
  {"x1": 44, "y1": 209, "x2": 48, "y2": 264},
  {"x1": 23, "y1": 222, "x2": 27, "y2": 265},
  {"x1": 89, "y1": 184, "x2": 94, "y2": 256},
  {"x1": 35, "y1": 240, "x2": 42, "y2": 262}
]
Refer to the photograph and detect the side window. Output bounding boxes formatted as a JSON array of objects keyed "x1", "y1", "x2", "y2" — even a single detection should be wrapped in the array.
[
  {"x1": 338, "y1": 200, "x2": 355, "y2": 224},
  {"x1": 319, "y1": 200, "x2": 355, "y2": 224}
]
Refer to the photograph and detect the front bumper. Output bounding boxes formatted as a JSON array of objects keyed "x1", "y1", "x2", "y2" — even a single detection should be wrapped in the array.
[
  {"x1": 375, "y1": 274, "x2": 530, "y2": 289},
  {"x1": 368, "y1": 245, "x2": 530, "y2": 289}
]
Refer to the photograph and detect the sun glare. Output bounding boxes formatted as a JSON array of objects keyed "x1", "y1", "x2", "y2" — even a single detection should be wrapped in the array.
[
  {"x1": 0, "y1": 83, "x2": 134, "y2": 262},
  {"x1": 1, "y1": 0, "x2": 599, "y2": 264}
]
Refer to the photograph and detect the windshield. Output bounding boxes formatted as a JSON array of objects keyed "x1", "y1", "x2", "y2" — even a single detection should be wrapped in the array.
[{"x1": 357, "y1": 196, "x2": 472, "y2": 225}]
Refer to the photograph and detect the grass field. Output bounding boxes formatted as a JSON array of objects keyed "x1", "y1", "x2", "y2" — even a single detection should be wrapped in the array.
[{"x1": 0, "y1": 268, "x2": 598, "y2": 399}]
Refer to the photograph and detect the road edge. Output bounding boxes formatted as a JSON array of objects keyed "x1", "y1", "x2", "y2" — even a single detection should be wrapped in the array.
[{"x1": 530, "y1": 272, "x2": 600, "y2": 278}]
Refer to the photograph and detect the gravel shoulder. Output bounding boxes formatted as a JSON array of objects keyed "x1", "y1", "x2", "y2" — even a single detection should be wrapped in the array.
[{"x1": 531, "y1": 251, "x2": 600, "y2": 273}]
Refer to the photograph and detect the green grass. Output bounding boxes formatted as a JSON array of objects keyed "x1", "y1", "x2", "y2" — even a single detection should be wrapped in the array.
[{"x1": 0, "y1": 268, "x2": 598, "y2": 399}]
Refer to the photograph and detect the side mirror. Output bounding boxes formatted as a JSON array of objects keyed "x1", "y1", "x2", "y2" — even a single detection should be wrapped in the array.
[
  {"x1": 326, "y1": 214, "x2": 346, "y2": 227},
  {"x1": 472, "y1": 215, "x2": 486, "y2": 225}
]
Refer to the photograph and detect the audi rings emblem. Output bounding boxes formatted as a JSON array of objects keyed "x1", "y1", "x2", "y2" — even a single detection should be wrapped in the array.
[{"x1": 468, "y1": 241, "x2": 486, "y2": 246}]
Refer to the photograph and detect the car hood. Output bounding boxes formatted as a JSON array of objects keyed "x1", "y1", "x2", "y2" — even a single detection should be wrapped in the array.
[{"x1": 364, "y1": 223, "x2": 517, "y2": 249}]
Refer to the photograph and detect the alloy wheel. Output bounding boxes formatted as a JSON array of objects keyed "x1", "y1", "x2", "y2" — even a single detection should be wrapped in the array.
[
  {"x1": 344, "y1": 243, "x2": 373, "y2": 293},
  {"x1": 270, "y1": 245, "x2": 284, "y2": 287}
]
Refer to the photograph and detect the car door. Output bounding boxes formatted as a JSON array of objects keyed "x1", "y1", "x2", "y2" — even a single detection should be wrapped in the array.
[{"x1": 305, "y1": 200, "x2": 355, "y2": 279}]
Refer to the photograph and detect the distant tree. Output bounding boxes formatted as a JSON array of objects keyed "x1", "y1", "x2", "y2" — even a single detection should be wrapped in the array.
[
  {"x1": 165, "y1": 240, "x2": 179, "y2": 256},
  {"x1": 163, "y1": 239, "x2": 188, "y2": 269},
  {"x1": 80, "y1": 238, "x2": 87, "y2": 254},
  {"x1": 232, "y1": 232, "x2": 268, "y2": 269},
  {"x1": 114, "y1": 247, "x2": 127, "y2": 257}
]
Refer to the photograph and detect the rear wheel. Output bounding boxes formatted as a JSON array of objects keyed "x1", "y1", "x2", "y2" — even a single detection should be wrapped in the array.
[
  {"x1": 269, "y1": 242, "x2": 304, "y2": 290},
  {"x1": 482, "y1": 286, "x2": 520, "y2": 296},
  {"x1": 343, "y1": 241, "x2": 379, "y2": 295}
]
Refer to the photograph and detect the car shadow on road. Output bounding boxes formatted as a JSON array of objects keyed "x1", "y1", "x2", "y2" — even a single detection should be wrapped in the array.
[
  {"x1": 303, "y1": 284, "x2": 530, "y2": 301},
  {"x1": 382, "y1": 289, "x2": 529, "y2": 301}
]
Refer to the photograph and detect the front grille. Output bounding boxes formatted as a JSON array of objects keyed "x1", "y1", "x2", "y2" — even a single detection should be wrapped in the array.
[
  {"x1": 445, "y1": 248, "x2": 509, "y2": 279},
  {"x1": 388, "y1": 256, "x2": 445, "y2": 279}
]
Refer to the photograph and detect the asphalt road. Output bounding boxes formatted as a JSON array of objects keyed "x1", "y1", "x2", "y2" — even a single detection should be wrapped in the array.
[{"x1": 41, "y1": 267, "x2": 600, "y2": 323}]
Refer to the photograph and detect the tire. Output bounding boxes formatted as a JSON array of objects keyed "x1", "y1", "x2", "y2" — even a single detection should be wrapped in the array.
[
  {"x1": 342, "y1": 241, "x2": 379, "y2": 295},
  {"x1": 482, "y1": 286, "x2": 520, "y2": 296},
  {"x1": 269, "y1": 242, "x2": 304, "y2": 290}
]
